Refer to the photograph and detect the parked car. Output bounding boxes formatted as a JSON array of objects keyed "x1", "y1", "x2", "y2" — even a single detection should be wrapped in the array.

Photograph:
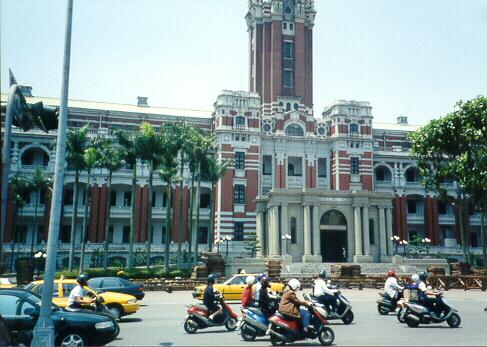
[
  {"x1": 193, "y1": 274, "x2": 285, "y2": 300},
  {"x1": 0, "y1": 314, "x2": 12, "y2": 346},
  {"x1": 88, "y1": 277, "x2": 145, "y2": 301},
  {"x1": 0, "y1": 288, "x2": 119, "y2": 346},
  {"x1": 24, "y1": 278, "x2": 140, "y2": 320},
  {"x1": 0, "y1": 278, "x2": 15, "y2": 289}
]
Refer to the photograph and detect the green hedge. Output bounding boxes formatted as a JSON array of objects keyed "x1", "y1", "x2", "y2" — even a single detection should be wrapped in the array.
[{"x1": 56, "y1": 267, "x2": 191, "y2": 280}]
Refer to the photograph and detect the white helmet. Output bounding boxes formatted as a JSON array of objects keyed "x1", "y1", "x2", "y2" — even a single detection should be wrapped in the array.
[
  {"x1": 245, "y1": 275, "x2": 256, "y2": 285},
  {"x1": 411, "y1": 274, "x2": 419, "y2": 282},
  {"x1": 288, "y1": 278, "x2": 301, "y2": 291}
]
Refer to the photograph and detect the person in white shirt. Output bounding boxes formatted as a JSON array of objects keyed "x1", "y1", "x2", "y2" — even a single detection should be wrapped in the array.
[
  {"x1": 252, "y1": 273, "x2": 265, "y2": 306},
  {"x1": 313, "y1": 270, "x2": 338, "y2": 312},
  {"x1": 68, "y1": 274, "x2": 94, "y2": 309},
  {"x1": 384, "y1": 270, "x2": 403, "y2": 304},
  {"x1": 417, "y1": 271, "x2": 443, "y2": 316}
]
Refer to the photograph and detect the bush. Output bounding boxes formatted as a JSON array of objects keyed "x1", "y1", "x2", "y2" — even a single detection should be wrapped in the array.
[{"x1": 56, "y1": 267, "x2": 191, "y2": 280}]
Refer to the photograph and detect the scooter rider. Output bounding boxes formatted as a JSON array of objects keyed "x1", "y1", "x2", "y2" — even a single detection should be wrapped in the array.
[
  {"x1": 252, "y1": 273, "x2": 266, "y2": 305},
  {"x1": 68, "y1": 274, "x2": 94, "y2": 309},
  {"x1": 278, "y1": 279, "x2": 312, "y2": 333},
  {"x1": 242, "y1": 275, "x2": 256, "y2": 308},
  {"x1": 417, "y1": 271, "x2": 443, "y2": 316},
  {"x1": 258, "y1": 276, "x2": 274, "y2": 318},
  {"x1": 203, "y1": 274, "x2": 222, "y2": 321},
  {"x1": 313, "y1": 270, "x2": 338, "y2": 312},
  {"x1": 384, "y1": 270, "x2": 403, "y2": 305}
]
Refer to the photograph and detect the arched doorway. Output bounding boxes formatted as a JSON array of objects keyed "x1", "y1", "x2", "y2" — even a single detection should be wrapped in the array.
[{"x1": 320, "y1": 210, "x2": 348, "y2": 262}]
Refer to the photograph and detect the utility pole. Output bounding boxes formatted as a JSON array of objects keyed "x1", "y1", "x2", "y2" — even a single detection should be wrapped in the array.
[{"x1": 32, "y1": 0, "x2": 74, "y2": 345}]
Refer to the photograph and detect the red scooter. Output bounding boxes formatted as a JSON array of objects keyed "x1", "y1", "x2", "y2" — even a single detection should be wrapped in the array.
[
  {"x1": 183, "y1": 292, "x2": 239, "y2": 334},
  {"x1": 268, "y1": 294, "x2": 335, "y2": 346}
]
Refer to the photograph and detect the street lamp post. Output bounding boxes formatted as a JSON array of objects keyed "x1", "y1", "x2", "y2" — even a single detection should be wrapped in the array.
[
  {"x1": 422, "y1": 238, "x2": 431, "y2": 254},
  {"x1": 32, "y1": 0, "x2": 74, "y2": 345},
  {"x1": 34, "y1": 251, "x2": 47, "y2": 277},
  {"x1": 399, "y1": 240, "x2": 408, "y2": 256},
  {"x1": 224, "y1": 236, "x2": 232, "y2": 259},
  {"x1": 281, "y1": 233, "x2": 291, "y2": 255},
  {"x1": 214, "y1": 239, "x2": 222, "y2": 254},
  {"x1": 390, "y1": 235, "x2": 400, "y2": 255}
]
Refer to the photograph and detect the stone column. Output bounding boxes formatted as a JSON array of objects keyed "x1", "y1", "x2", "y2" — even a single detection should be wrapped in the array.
[
  {"x1": 379, "y1": 207, "x2": 387, "y2": 260},
  {"x1": 312, "y1": 205, "x2": 320, "y2": 256},
  {"x1": 280, "y1": 204, "x2": 288, "y2": 254},
  {"x1": 268, "y1": 206, "x2": 280, "y2": 256},
  {"x1": 386, "y1": 207, "x2": 394, "y2": 256},
  {"x1": 354, "y1": 205, "x2": 363, "y2": 256},
  {"x1": 256, "y1": 209, "x2": 265, "y2": 257},
  {"x1": 362, "y1": 206, "x2": 370, "y2": 256},
  {"x1": 303, "y1": 205, "x2": 311, "y2": 255}
]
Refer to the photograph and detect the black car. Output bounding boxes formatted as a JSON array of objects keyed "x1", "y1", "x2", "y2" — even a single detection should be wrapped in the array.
[
  {"x1": 88, "y1": 277, "x2": 145, "y2": 300},
  {"x1": 0, "y1": 289, "x2": 119, "y2": 346}
]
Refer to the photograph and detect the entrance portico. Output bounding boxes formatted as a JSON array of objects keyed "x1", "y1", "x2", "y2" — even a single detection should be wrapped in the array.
[{"x1": 256, "y1": 189, "x2": 395, "y2": 263}]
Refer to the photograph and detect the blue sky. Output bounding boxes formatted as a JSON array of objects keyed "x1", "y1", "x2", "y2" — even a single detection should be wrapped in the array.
[{"x1": 1, "y1": 0, "x2": 486, "y2": 124}]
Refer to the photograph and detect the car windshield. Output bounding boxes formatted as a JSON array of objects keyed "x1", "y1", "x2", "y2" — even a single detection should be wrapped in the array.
[{"x1": 26, "y1": 292, "x2": 59, "y2": 310}]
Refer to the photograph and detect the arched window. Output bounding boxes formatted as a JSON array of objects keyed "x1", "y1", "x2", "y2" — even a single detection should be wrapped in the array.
[
  {"x1": 290, "y1": 217, "x2": 297, "y2": 244},
  {"x1": 405, "y1": 167, "x2": 421, "y2": 182},
  {"x1": 374, "y1": 166, "x2": 392, "y2": 182},
  {"x1": 293, "y1": 103, "x2": 299, "y2": 110},
  {"x1": 285, "y1": 124, "x2": 304, "y2": 137},
  {"x1": 21, "y1": 147, "x2": 49, "y2": 166},
  {"x1": 286, "y1": 103, "x2": 291, "y2": 111},
  {"x1": 321, "y1": 210, "x2": 347, "y2": 226}
]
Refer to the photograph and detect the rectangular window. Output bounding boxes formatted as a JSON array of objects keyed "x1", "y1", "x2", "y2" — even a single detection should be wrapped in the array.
[
  {"x1": 263, "y1": 155, "x2": 272, "y2": 175},
  {"x1": 369, "y1": 219, "x2": 375, "y2": 245},
  {"x1": 290, "y1": 218, "x2": 297, "y2": 244},
  {"x1": 152, "y1": 192, "x2": 157, "y2": 208},
  {"x1": 283, "y1": 22, "x2": 288, "y2": 30},
  {"x1": 235, "y1": 152, "x2": 245, "y2": 170},
  {"x1": 234, "y1": 184, "x2": 245, "y2": 204},
  {"x1": 39, "y1": 188, "x2": 47, "y2": 205},
  {"x1": 162, "y1": 192, "x2": 168, "y2": 208},
  {"x1": 283, "y1": 69, "x2": 293, "y2": 88},
  {"x1": 200, "y1": 193, "x2": 210, "y2": 209},
  {"x1": 122, "y1": 226, "x2": 130, "y2": 243},
  {"x1": 350, "y1": 157, "x2": 359, "y2": 175},
  {"x1": 289, "y1": 23, "x2": 294, "y2": 30},
  {"x1": 318, "y1": 158, "x2": 327, "y2": 177},
  {"x1": 60, "y1": 225, "x2": 71, "y2": 243},
  {"x1": 64, "y1": 189, "x2": 73, "y2": 205},
  {"x1": 37, "y1": 226, "x2": 44, "y2": 244},
  {"x1": 123, "y1": 191, "x2": 131, "y2": 207},
  {"x1": 110, "y1": 191, "x2": 117, "y2": 206},
  {"x1": 283, "y1": 41, "x2": 293, "y2": 59},
  {"x1": 234, "y1": 222, "x2": 244, "y2": 241},
  {"x1": 161, "y1": 226, "x2": 166, "y2": 244},
  {"x1": 107, "y1": 226, "x2": 114, "y2": 243},
  {"x1": 407, "y1": 200, "x2": 417, "y2": 214},
  {"x1": 198, "y1": 227, "x2": 208, "y2": 244}
]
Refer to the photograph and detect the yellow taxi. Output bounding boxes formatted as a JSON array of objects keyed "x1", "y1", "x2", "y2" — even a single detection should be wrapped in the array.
[
  {"x1": 24, "y1": 278, "x2": 140, "y2": 320},
  {"x1": 0, "y1": 278, "x2": 16, "y2": 288},
  {"x1": 193, "y1": 273, "x2": 285, "y2": 300}
]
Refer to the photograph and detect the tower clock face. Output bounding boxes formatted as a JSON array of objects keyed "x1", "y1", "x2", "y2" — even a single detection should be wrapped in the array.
[{"x1": 283, "y1": 0, "x2": 294, "y2": 15}]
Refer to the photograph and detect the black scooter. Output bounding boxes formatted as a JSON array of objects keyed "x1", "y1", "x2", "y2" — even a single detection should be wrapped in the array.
[
  {"x1": 403, "y1": 293, "x2": 461, "y2": 328},
  {"x1": 309, "y1": 291, "x2": 354, "y2": 324}
]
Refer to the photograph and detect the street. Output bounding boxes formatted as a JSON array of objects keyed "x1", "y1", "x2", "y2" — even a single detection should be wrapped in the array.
[{"x1": 109, "y1": 289, "x2": 487, "y2": 346}]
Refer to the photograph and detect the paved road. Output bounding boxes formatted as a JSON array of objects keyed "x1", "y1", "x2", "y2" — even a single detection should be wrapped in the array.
[{"x1": 109, "y1": 289, "x2": 487, "y2": 346}]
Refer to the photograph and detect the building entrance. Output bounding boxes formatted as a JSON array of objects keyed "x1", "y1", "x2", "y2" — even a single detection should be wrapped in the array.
[{"x1": 320, "y1": 210, "x2": 348, "y2": 262}]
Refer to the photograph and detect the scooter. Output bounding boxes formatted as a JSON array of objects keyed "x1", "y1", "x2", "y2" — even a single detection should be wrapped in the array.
[
  {"x1": 309, "y1": 291, "x2": 354, "y2": 324},
  {"x1": 183, "y1": 292, "x2": 239, "y2": 334},
  {"x1": 268, "y1": 294, "x2": 335, "y2": 346},
  {"x1": 66, "y1": 290, "x2": 114, "y2": 319},
  {"x1": 377, "y1": 290, "x2": 401, "y2": 315},
  {"x1": 403, "y1": 292, "x2": 461, "y2": 328},
  {"x1": 240, "y1": 295, "x2": 280, "y2": 341}
]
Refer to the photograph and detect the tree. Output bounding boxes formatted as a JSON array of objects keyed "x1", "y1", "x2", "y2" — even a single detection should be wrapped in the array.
[
  {"x1": 113, "y1": 129, "x2": 140, "y2": 269},
  {"x1": 79, "y1": 146, "x2": 97, "y2": 273},
  {"x1": 203, "y1": 155, "x2": 230, "y2": 252},
  {"x1": 410, "y1": 96, "x2": 487, "y2": 266},
  {"x1": 95, "y1": 136, "x2": 125, "y2": 271},
  {"x1": 66, "y1": 126, "x2": 89, "y2": 271},
  {"x1": 136, "y1": 123, "x2": 163, "y2": 269},
  {"x1": 243, "y1": 230, "x2": 261, "y2": 258},
  {"x1": 28, "y1": 168, "x2": 51, "y2": 260},
  {"x1": 10, "y1": 175, "x2": 33, "y2": 271}
]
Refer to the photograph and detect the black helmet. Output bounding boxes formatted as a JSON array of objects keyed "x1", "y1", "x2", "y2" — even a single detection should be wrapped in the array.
[
  {"x1": 77, "y1": 274, "x2": 89, "y2": 286},
  {"x1": 257, "y1": 273, "x2": 266, "y2": 281},
  {"x1": 207, "y1": 274, "x2": 216, "y2": 285},
  {"x1": 418, "y1": 271, "x2": 428, "y2": 281},
  {"x1": 319, "y1": 269, "x2": 328, "y2": 279},
  {"x1": 260, "y1": 275, "x2": 270, "y2": 287}
]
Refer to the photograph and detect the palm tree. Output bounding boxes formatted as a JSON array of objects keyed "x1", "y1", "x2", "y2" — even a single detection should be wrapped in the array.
[
  {"x1": 113, "y1": 129, "x2": 140, "y2": 269},
  {"x1": 28, "y1": 168, "x2": 51, "y2": 260},
  {"x1": 10, "y1": 175, "x2": 33, "y2": 271},
  {"x1": 66, "y1": 126, "x2": 89, "y2": 271},
  {"x1": 96, "y1": 136, "x2": 125, "y2": 270},
  {"x1": 204, "y1": 156, "x2": 230, "y2": 251},
  {"x1": 79, "y1": 146, "x2": 97, "y2": 273},
  {"x1": 136, "y1": 123, "x2": 163, "y2": 269}
]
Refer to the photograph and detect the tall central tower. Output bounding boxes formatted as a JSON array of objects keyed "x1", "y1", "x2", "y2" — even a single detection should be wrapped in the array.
[{"x1": 246, "y1": 0, "x2": 316, "y2": 110}]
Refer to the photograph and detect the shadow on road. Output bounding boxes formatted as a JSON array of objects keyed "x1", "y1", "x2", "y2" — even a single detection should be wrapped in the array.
[
  {"x1": 159, "y1": 343, "x2": 174, "y2": 346},
  {"x1": 119, "y1": 317, "x2": 143, "y2": 323}
]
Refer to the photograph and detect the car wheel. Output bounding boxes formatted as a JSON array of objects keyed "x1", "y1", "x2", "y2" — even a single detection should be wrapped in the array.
[
  {"x1": 318, "y1": 327, "x2": 335, "y2": 346},
  {"x1": 225, "y1": 318, "x2": 238, "y2": 331},
  {"x1": 56, "y1": 331, "x2": 87, "y2": 347},
  {"x1": 107, "y1": 305, "x2": 122, "y2": 321},
  {"x1": 447, "y1": 313, "x2": 461, "y2": 328}
]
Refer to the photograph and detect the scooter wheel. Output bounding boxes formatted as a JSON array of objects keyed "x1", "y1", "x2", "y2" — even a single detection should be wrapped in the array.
[
  {"x1": 184, "y1": 320, "x2": 198, "y2": 334},
  {"x1": 342, "y1": 310, "x2": 354, "y2": 325},
  {"x1": 241, "y1": 324, "x2": 256, "y2": 341},
  {"x1": 270, "y1": 334, "x2": 286, "y2": 346},
  {"x1": 406, "y1": 316, "x2": 420, "y2": 328},
  {"x1": 447, "y1": 313, "x2": 461, "y2": 328},
  {"x1": 397, "y1": 310, "x2": 405, "y2": 323},
  {"x1": 377, "y1": 305, "x2": 389, "y2": 315},
  {"x1": 225, "y1": 318, "x2": 238, "y2": 331},
  {"x1": 318, "y1": 327, "x2": 335, "y2": 346}
]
